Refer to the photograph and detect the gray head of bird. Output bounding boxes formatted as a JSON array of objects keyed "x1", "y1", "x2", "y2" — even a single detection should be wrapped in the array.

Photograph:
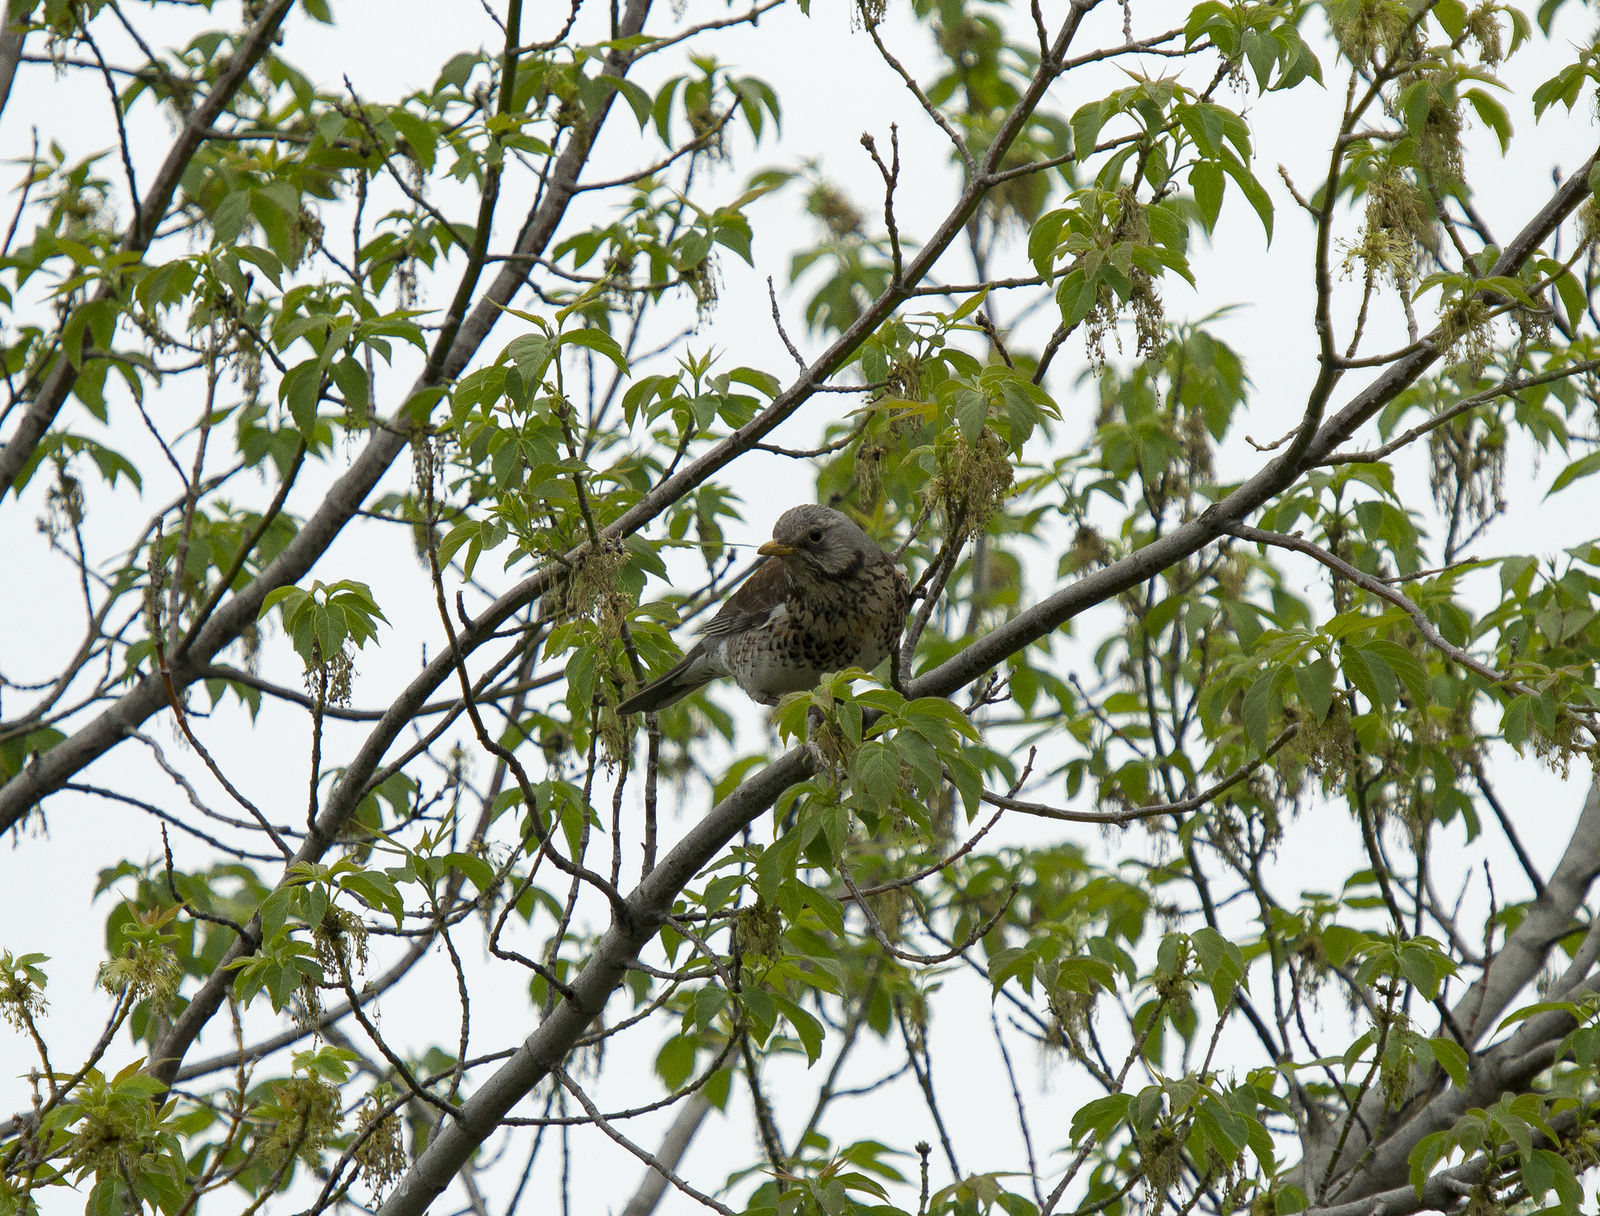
[{"x1": 756, "y1": 505, "x2": 878, "y2": 587}]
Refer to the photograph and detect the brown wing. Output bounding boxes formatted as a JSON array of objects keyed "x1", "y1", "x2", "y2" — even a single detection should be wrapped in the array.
[{"x1": 695, "y1": 557, "x2": 790, "y2": 639}]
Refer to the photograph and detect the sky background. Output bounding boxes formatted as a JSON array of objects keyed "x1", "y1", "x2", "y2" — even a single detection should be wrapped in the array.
[{"x1": 3, "y1": 0, "x2": 1599, "y2": 1211}]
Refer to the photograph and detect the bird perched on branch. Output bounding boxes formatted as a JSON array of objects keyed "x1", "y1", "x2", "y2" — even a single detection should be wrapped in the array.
[{"x1": 617, "y1": 504, "x2": 910, "y2": 715}]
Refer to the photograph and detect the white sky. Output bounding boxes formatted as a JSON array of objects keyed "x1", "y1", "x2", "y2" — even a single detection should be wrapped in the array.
[{"x1": 3, "y1": 0, "x2": 1599, "y2": 1212}]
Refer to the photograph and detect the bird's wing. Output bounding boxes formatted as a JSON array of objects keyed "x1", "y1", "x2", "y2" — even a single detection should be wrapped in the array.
[{"x1": 695, "y1": 557, "x2": 790, "y2": 639}]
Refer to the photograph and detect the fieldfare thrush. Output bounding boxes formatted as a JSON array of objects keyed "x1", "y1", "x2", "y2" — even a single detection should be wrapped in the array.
[{"x1": 617, "y1": 505, "x2": 911, "y2": 714}]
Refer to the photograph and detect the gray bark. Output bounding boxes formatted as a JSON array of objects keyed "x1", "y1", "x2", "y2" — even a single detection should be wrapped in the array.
[
  {"x1": 1311, "y1": 1102, "x2": 1588, "y2": 1216},
  {"x1": 907, "y1": 148, "x2": 1600, "y2": 703},
  {"x1": 1301, "y1": 772, "x2": 1600, "y2": 1203},
  {"x1": 0, "y1": 0, "x2": 299, "y2": 498},
  {"x1": 377, "y1": 750, "x2": 813, "y2": 1216},
  {"x1": 0, "y1": 0, "x2": 655, "y2": 835},
  {"x1": 370, "y1": 156, "x2": 1600, "y2": 1216},
  {"x1": 0, "y1": 19, "x2": 22, "y2": 126},
  {"x1": 134, "y1": 0, "x2": 660, "y2": 1089}
]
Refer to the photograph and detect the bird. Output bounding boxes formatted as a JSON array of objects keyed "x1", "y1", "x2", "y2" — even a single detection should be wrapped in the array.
[{"x1": 617, "y1": 504, "x2": 911, "y2": 715}]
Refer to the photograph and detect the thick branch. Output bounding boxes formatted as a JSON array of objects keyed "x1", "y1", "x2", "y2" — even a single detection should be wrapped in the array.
[
  {"x1": 0, "y1": 14, "x2": 24, "y2": 121},
  {"x1": 901, "y1": 147, "x2": 1600, "y2": 703},
  {"x1": 1299, "y1": 772, "x2": 1600, "y2": 1196},
  {"x1": 0, "y1": 0, "x2": 298, "y2": 497},
  {"x1": 0, "y1": 0, "x2": 659, "y2": 837},
  {"x1": 374, "y1": 750, "x2": 813, "y2": 1216}
]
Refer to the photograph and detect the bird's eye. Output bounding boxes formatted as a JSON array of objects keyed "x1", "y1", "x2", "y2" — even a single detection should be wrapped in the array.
[{"x1": 808, "y1": 528, "x2": 824, "y2": 543}]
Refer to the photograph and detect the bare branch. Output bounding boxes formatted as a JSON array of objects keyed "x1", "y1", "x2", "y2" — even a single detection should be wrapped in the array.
[{"x1": 553, "y1": 1069, "x2": 735, "y2": 1216}]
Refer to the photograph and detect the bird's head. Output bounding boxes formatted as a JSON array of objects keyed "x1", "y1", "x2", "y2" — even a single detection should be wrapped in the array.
[{"x1": 757, "y1": 505, "x2": 878, "y2": 587}]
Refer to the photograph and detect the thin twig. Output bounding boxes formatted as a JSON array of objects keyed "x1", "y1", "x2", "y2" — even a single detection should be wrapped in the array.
[
  {"x1": 553, "y1": 1069, "x2": 736, "y2": 1216},
  {"x1": 1320, "y1": 361, "x2": 1600, "y2": 465},
  {"x1": 980, "y1": 726, "x2": 1299, "y2": 824},
  {"x1": 1469, "y1": 759, "x2": 1547, "y2": 899},
  {"x1": 768, "y1": 276, "x2": 806, "y2": 371},
  {"x1": 992, "y1": 1010, "x2": 1043, "y2": 1206},
  {"x1": 1232, "y1": 525, "x2": 1598, "y2": 741},
  {"x1": 861, "y1": 126, "x2": 903, "y2": 284},
  {"x1": 843, "y1": 804, "x2": 1004, "y2": 901},
  {"x1": 150, "y1": 639, "x2": 294, "y2": 861},
  {"x1": 842, "y1": 867, "x2": 1021, "y2": 965},
  {"x1": 864, "y1": 19, "x2": 973, "y2": 171},
  {"x1": 80, "y1": 19, "x2": 138, "y2": 219}
]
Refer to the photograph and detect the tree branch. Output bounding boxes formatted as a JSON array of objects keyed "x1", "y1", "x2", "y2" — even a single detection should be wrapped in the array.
[{"x1": 0, "y1": 0, "x2": 300, "y2": 498}]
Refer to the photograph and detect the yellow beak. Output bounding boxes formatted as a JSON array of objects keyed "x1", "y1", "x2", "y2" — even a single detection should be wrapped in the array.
[{"x1": 757, "y1": 540, "x2": 797, "y2": 557}]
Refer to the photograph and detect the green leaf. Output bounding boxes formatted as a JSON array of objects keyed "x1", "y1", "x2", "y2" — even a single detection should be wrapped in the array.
[
  {"x1": 754, "y1": 831, "x2": 801, "y2": 902},
  {"x1": 1523, "y1": 1147, "x2": 1554, "y2": 1199},
  {"x1": 1191, "y1": 161, "x2": 1224, "y2": 233},
  {"x1": 1220, "y1": 148, "x2": 1273, "y2": 241},
  {"x1": 559, "y1": 327, "x2": 629, "y2": 372},
  {"x1": 728, "y1": 366, "x2": 780, "y2": 398},
  {"x1": 1408, "y1": 1131, "x2": 1452, "y2": 1197},
  {"x1": 1496, "y1": 1000, "x2": 1582, "y2": 1030},
  {"x1": 443, "y1": 851, "x2": 496, "y2": 894},
  {"x1": 1191, "y1": 926, "x2": 1247, "y2": 1010},
  {"x1": 1175, "y1": 102, "x2": 1220, "y2": 157},
  {"x1": 1320, "y1": 925, "x2": 1364, "y2": 966},
  {"x1": 694, "y1": 984, "x2": 729, "y2": 1033},
  {"x1": 88, "y1": 1179, "x2": 129, "y2": 1216},
  {"x1": 1344, "y1": 643, "x2": 1396, "y2": 709},
  {"x1": 258, "y1": 887, "x2": 296, "y2": 944},
  {"x1": 212, "y1": 189, "x2": 253, "y2": 244},
  {"x1": 1499, "y1": 555, "x2": 1537, "y2": 598},
  {"x1": 340, "y1": 872, "x2": 403, "y2": 928},
  {"x1": 612, "y1": 77, "x2": 654, "y2": 128},
  {"x1": 740, "y1": 986, "x2": 777, "y2": 1044},
  {"x1": 331, "y1": 358, "x2": 370, "y2": 424},
  {"x1": 388, "y1": 107, "x2": 439, "y2": 172},
  {"x1": 1502, "y1": 695, "x2": 1531, "y2": 750},
  {"x1": 988, "y1": 945, "x2": 1037, "y2": 994},
  {"x1": 944, "y1": 750, "x2": 983, "y2": 820},
  {"x1": 1242, "y1": 27, "x2": 1276, "y2": 90},
  {"x1": 1144, "y1": 594, "x2": 1184, "y2": 637},
  {"x1": 951, "y1": 287, "x2": 991, "y2": 321},
  {"x1": 1241, "y1": 669, "x2": 1276, "y2": 751},
  {"x1": 1397, "y1": 939, "x2": 1451, "y2": 998},
  {"x1": 1547, "y1": 451, "x2": 1600, "y2": 497},
  {"x1": 233, "y1": 244, "x2": 283, "y2": 288},
  {"x1": 769, "y1": 992, "x2": 825, "y2": 1064},
  {"x1": 1361, "y1": 639, "x2": 1429, "y2": 707},
  {"x1": 1070, "y1": 100, "x2": 1109, "y2": 162},
  {"x1": 1028, "y1": 209, "x2": 1068, "y2": 277},
  {"x1": 1071, "y1": 1093, "x2": 1131, "y2": 1141},
  {"x1": 655, "y1": 1034, "x2": 696, "y2": 1088},
  {"x1": 437, "y1": 53, "x2": 480, "y2": 91},
  {"x1": 902, "y1": 697, "x2": 982, "y2": 742},
  {"x1": 1294, "y1": 656, "x2": 1334, "y2": 721},
  {"x1": 850, "y1": 742, "x2": 901, "y2": 812},
  {"x1": 953, "y1": 386, "x2": 990, "y2": 447},
  {"x1": 281, "y1": 360, "x2": 323, "y2": 436},
  {"x1": 1430, "y1": 1036, "x2": 1469, "y2": 1087},
  {"x1": 1544, "y1": 1148, "x2": 1582, "y2": 1215},
  {"x1": 1464, "y1": 88, "x2": 1512, "y2": 154},
  {"x1": 1434, "y1": 0, "x2": 1467, "y2": 38},
  {"x1": 506, "y1": 333, "x2": 556, "y2": 379},
  {"x1": 1536, "y1": 258, "x2": 1586, "y2": 331}
]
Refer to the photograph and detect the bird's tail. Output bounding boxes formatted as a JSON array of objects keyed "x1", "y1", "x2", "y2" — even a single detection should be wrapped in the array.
[{"x1": 616, "y1": 652, "x2": 715, "y2": 715}]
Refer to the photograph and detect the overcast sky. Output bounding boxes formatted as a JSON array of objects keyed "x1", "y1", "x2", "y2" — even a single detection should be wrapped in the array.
[{"x1": 3, "y1": 0, "x2": 1598, "y2": 1211}]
